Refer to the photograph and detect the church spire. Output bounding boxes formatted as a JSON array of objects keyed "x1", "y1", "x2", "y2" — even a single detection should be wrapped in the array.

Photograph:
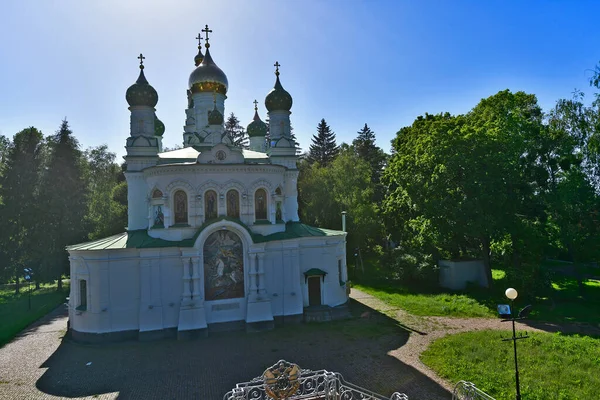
[{"x1": 194, "y1": 33, "x2": 204, "y2": 66}]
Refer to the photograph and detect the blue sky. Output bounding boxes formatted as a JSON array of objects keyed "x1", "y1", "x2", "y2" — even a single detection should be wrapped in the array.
[{"x1": 1, "y1": 0, "x2": 599, "y2": 159}]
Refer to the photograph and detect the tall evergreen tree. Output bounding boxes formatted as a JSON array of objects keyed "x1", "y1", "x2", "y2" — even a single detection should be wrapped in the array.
[
  {"x1": 0, "y1": 128, "x2": 44, "y2": 292},
  {"x1": 352, "y1": 123, "x2": 387, "y2": 185},
  {"x1": 39, "y1": 119, "x2": 87, "y2": 290},
  {"x1": 307, "y1": 119, "x2": 339, "y2": 166},
  {"x1": 224, "y1": 112, "x2": 249, "y2": 148}
]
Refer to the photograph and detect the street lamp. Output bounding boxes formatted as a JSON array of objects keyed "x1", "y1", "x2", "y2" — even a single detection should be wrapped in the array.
[
  {"x1": 23, "y1": 268, "x2": 33, "y2": 311},
  {"x1": 498, "y1": 287, "x2": 532, "y2": 400}
]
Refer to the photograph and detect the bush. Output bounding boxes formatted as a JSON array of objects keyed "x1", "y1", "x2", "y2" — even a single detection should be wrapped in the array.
[
  {"x1": 504, "y1": 263, "x2": 554, "y2": 300},
  {"x1": 385, "y1": 249, "x2": 439, "y2": 285}
]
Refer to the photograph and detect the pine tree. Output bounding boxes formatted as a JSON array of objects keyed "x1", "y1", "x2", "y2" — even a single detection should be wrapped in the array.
[
  {"x1": 0, "y1": 128, "x2": 44, "y2": 292},
  {"x1": 224, "y1": 113, "x2": 249, "y2": 148},
  {"x1": 307, "y1": 119, "x2": 339, "y2": 166},
  {"x1": 352, "y1": 123, "x2": 387, "y2": 182},
  {"x1": 39, "y1": 119, "x2": 88, "y2": 290}
]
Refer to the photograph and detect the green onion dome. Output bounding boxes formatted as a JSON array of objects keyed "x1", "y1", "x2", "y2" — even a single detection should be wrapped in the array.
[
  {"x1": 154, "y1": 115, "x2": 165, "y2": 136},
  {"x1": 265, "y1": 63, "x2": 292, "y2": 112},
  {"x1": 207, "y1": 102, "x2": 224, "y2": 126},
  {"x1": 189, "y1": 48, "x2": 228, "y2": 95},
  {"x1": 126, "y1": 64, "x2": 158, "y2": 108},
  {"x1": 247, "y1": 104, "x2": 268, "y2": 137}
]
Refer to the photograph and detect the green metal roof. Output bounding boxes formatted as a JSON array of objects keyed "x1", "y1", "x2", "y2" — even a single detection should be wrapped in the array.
[
  {"x1": 303, "y1": 268, "x2": 327, "y2": 276},
  {"x1": 67, "y1": 219, "x2": 344, "y2": 251}
]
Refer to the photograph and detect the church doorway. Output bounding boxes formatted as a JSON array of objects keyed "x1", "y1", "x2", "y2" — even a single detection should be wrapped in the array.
[{"x1": 307, "y1": 276, "x2": 321, "y2": 306}]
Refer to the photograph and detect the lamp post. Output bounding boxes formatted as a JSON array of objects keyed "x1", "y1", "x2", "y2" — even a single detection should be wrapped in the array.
[
  {"x1": 500, "y1": 287, "x2": 531, "y2": 400},
  {"x1": 23, "y1": 268, "x2": 33, "y2": 311}
]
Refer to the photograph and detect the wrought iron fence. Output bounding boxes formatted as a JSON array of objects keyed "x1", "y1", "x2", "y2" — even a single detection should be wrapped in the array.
[
  {"x1": 223, "y1": 359, "x2": 408, "y2": 400},
  {"x1": 452, "y1": 381, "x2": 496, "y2": 400}
]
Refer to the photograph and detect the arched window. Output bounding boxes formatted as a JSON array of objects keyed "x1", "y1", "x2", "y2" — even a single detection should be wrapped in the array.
[
  {"x1": 152, "y1": 188, "x2": 163, "y2": 198},
  {"x1": 255, "y1": 188, "x2": 268, "y2": 220},
  {"x1": 204, "y1": 190, "x2": 218, "y2": 220},
  {"x1": 275, "y1": 187, "x2": 282, "y2": 195},
  {"x1": 174, "y1": 190, "x2": 188, "y2": 224},
  {"x1": 226, "y1": 189, "x2": 240, "y2": 218}
]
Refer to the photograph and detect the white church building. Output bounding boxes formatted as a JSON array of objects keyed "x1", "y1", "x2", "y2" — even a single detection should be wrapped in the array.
[{"x1": 66, "y1": 27, "x2": 349, "y2": 342}]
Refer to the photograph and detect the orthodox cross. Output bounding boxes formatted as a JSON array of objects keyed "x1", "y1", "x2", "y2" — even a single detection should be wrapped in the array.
[
  {"x1": 138, "y1": 53, "x2": 145, "y2": 67},
  {"x1": 195, "y1": 33, "x2": 203, "y2": 47},
  {"x1": 253, "y1": 99, "x2": 258, "y2": 111},
  {"x1": 274, "y1": 61, "x2": 280, "y2": 76},
  {"x1": 202, "y1": 24, "x2": 212, "y2": 47}
]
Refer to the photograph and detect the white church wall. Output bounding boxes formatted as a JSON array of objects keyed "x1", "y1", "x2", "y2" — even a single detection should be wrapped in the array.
[{"x1": 109, "y1": 258, "x2": 140, "y2": 332}]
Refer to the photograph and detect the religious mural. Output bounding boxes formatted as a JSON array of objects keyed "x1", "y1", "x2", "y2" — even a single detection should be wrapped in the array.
[
  {"x1": 205, "y1": 190, "x2": 218, "y2": 220},
  {"x1": 174, "y1": 190, "x2": 188, "y2": 224},
  {"x1": 203, "y1": 230, "x2": 244, "y2": 300},
  {"x1": 255, "y1": 188, "x2": 267, "y2": 220},
  {"x1": 227, "y1": 189, "x2": 240, "y2": 218}
]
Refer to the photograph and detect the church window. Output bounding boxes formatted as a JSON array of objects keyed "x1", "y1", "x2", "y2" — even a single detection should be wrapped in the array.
[
  {"x1": 174, "y1": 190, "x2": 188, "y2": 224},
  {"x1": 255, "y1": 189, "x2": 267, "y2": 220},
  {"x1": 152, "y1": 188, "x2": 163, "y2": 198},
  {"x1": 226, "y1": 189, "x2": 240, "y2": 218},
  {"x1": 78, "y1": 279, "x2": 87, "y2": 311},
  {"x1": 205, "y1": 190, "x2": 218, "y2": 220},
  {"x1": 275, "y1": 187, "x2": 282, "y2": 195}
]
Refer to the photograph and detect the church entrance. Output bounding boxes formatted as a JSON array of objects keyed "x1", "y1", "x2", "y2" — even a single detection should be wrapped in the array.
[{"x1": 307, "y1": 276, "x2": 321, "y2": 306}]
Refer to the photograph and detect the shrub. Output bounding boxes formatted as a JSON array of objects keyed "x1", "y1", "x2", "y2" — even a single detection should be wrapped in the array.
[{"x1": 386, "y1": 249, "x2": 439, "y2": 285}]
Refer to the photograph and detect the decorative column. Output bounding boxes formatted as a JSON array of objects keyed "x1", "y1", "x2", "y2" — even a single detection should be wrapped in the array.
[
  {"x1": 245, "y1": 250, "x2": 274, "y2": 329},
  {"x1": 178, "y1": 251, "x2": 207, "y2": 336},
  {"x1": 257, "y1": 253, "x2": 266, "y2": 296},
  {"x1": 181, "y1": 257, "x2": 192, "y2": 303}
]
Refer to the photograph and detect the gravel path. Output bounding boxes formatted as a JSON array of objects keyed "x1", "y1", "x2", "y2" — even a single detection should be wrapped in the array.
[{"x1": 350, "y1": 287, "x2": 600, "y2": 393}]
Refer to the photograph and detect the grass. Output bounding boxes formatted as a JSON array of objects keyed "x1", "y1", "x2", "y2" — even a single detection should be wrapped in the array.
[
  {"x1": 355, "y1": 257, "x2": 600, "y2": 323},
  {"x1": 0, "y1": 282, "x2": 69, "y2": 348},
  {"x1": 421, "y1": 330, "x2": 600, "y2": 400},
  {"x1": 353, "y1": 283, "x2": 495, "y2": 318}
]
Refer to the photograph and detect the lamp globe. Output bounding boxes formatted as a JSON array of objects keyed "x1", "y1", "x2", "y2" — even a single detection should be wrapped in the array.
[{"x1": 505, "y1": 288, "x2": 518, "y2": 300}]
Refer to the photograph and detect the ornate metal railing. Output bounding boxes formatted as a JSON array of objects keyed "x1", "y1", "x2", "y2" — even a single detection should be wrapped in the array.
[
  {"x1": 452, "y1": 381, "x2": 496, "y2": 400},
  {"x1": 223, "y1": 360, "x2": 408, "y2": 400}
]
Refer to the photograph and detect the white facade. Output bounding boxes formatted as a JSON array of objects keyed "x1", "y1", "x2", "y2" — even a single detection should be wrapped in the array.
[{"x1": 67, "y1": 36, "x2": 348, "y2": 341}]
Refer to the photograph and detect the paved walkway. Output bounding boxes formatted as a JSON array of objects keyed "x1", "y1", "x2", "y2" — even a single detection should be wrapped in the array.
[
  {"x1": 0, "y1": 301, "x2": 451, "y2": 400},
  {"x1": 350, "y1": 287, "x2": 600, "y2": 393}
]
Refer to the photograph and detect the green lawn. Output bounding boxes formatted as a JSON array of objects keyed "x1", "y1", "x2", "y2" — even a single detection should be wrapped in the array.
[
  {"x1": 0, "y1": 282, "x2": 69, "y2": 348},
  {"x1": 421, "y1": 330, "x2": 600, "y2": 400},
  {"x1": 354, "y1": 283, "x2": 495, "y2": 318},
  {"x1": 355, "y1": 262, "x2": 600, "y2": 323}
]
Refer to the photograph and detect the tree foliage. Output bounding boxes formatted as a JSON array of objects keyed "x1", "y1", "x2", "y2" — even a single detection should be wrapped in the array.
[
  {"x1": 299, "y1": 145, "x2": 383, "y2": 252},
  {"x1": 225, "y1": 112, "x2": 248, "y2": 148},
  {"x1": 307, "y1": 119, "x2": 339, "y2": 166},
  {"x1": 0, "y1": 128, "x2": 44, "y2": 292},
  {"x1": 38, "y1": 120, "x2": 88, "y2": 290}
]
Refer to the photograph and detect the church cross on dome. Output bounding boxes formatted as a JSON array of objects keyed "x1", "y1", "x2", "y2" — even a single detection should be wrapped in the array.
[
  {"x1": 274, "y1": 61, "x2": 281, "y2": 76},
  {"x1": 253, "y1": 99, "x2": 258, "y2": 111},
  {"x1": 138, "y1": 53, "x2": 145, "y2": 69},
  {"x1": 195, "y1": 33, "x2": 203, "y2": 47},
  {"x1": 202, "y1": 24, "x2": 212, "y2": 48}
]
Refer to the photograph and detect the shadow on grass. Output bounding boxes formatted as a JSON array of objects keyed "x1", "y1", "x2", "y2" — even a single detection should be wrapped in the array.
[{"x1": 35, "y1": 300, "x2": 451, "y2": 400}]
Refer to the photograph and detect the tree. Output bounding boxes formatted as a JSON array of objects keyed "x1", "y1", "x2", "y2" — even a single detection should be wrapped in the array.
[
  {"x1": 299, "y1": 145, "x2": 382, "y2": 252},
  {"x1": 307, "y1": 119, "x2": 339, "y2": 166},
  {"x1": 352, "y1": 123, "x2": 387, "y2": 199},
  {"x1": 383, "y1": 90, "x2": 549, "y2": 286},
  {"x1": 83, "y1": 145, "x2": 126, "y2": 239},
  {"x1": 38, "y1": 119, "x2": 87, "y2": 290},
  {"x1": 0, "y1": 128, "x2": 44, "y2": 291},
  {"x1": 225, "y1": 113, "x2": 248, "y2": 148}
]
